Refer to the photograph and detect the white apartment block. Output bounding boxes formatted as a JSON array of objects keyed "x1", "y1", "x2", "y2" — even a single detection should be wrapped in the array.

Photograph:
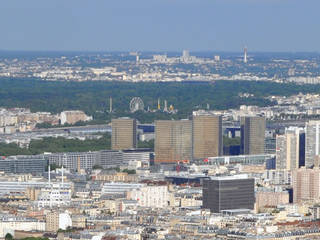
[{"x1": 128, "y1": 185, "x2": 169, "y2": 208}]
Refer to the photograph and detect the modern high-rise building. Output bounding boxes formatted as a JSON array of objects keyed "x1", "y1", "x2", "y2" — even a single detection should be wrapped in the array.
[
  {"x1": 276, "y1": 135, "x2": 288, "y2": 169},
  {"x1": 202, "y1": 175, "x2": 255, "y2": 213},
  {"x1": 240, "y1": 116, "x2": 266, "y2": 155},
  {"x1": 155, "y1": 120, "x2": 192, "y2": 163},
  {"x1": 192, "y1": 114, "x2": 222, "y2": 159},
  {"x1": 276, "y1": 127, "x2": 305, "y2": 170},
  {"x1": 111, "y1": 118, "x2": 137, "y2": 150},
  {"x1": 292, "y1": 167, "x2": 320, "y2": 203},
  {"x1": 305, "y1": 120, "x2": 320, "y2": 168}
]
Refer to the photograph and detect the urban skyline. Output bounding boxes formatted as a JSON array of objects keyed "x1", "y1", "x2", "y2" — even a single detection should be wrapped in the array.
[{"x1": 2, "y1": 1, "x2": 320, "y2": 239}]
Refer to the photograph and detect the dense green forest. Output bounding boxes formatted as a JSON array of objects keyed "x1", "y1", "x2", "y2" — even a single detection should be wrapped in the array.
[
  {"x1": 2, "y1": 78, "x2": 319, "y2": 155},
  {"x1": 0, "y1": 135, "x2": 241, "y2": 156},
  {"x1": 2, "y1": 78, "x2": 320, "y2": 123},
  {"x1": 4, "y1": 233, "x2": 48, "y2": 240},
  {"x1": 0, "y1": 133, "x2": 155, "y2": 156},
  {"x1": 0, "y1": 134, "x2": 111, "y2": 156},
  {"x1": 137, "y1": 139, "x2": 154, "y2": 150},
  {"x1": 223, "y1": 136, "x2": 241, "y2": 147}
]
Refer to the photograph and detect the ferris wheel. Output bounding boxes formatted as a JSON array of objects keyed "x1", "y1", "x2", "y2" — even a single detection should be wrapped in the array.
[{"x1": 130, "y1": 97, "x2": 144, "y2": 113}]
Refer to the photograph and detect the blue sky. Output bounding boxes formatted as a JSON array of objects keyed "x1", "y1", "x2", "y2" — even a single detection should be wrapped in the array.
[{"x1": 0, "y1": 0, "x2": 319, "y2": 52}]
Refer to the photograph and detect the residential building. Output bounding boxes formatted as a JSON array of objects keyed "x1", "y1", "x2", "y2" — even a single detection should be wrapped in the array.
[
  {"x1": 37, "y1": 183, "x2": 72, "y2": 208},
  {"x1": 94, "y1": 172, "x2": 138, "y2": 182},
  {"x1": 101, "y1": 182, "x2": 143, "y2": 195},
  {"x1": 60, "y1": 110, "x2": 92, "y2": 125},
  {"x1": 292, "y1": 167, "x2": 320, "y2": 203},
  {"x1": 45, "y1": 211, "x2": 72, "y2": 232},
  {"x1": 0, "y1": 215, "x2": 45, "y2": 238},
  {"x1": 263, "y1": 170, "x2": 292, "y2": 185},
  {"x1": 45, "y1": 211, "x2": 59, "y2": 232},
  {"x1": 255, "y1": 190, "x2": 289, "y2": 210},
  {"x1": 128, "y1": 185, "x2": 169, "y2": 208}
]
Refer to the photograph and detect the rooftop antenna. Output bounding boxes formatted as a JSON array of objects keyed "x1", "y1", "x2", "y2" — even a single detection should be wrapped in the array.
[
  {"x1": 244, "y1": 46, "x2": 248, "y2": 63},
  {"x1": 48, "y1": 165, "x2": 52, "y2": 209},
  {"x1": 48, "y1": 165, "x2": 51, "y2": 185},
  {"x1": 109, "y1": 97, "x2": 113, "y2": 113},
  {"x1": 164, "y1": 100, "x2": 168, "y2": 112},
  {"x1": 61, "y1": 165, "x2": 64, "y2": 188}
]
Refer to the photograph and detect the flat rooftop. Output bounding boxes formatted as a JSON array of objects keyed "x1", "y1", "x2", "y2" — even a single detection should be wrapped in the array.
[{"x1": 209, "y1": 174, "x2": 249, "y2": 181}]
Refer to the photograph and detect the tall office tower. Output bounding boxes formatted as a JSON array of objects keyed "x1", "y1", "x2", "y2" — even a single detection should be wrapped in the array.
[
  {"x1": 244, "y1": 46, "x2": 248, "y2": 63},
  {"x1": 276, "y1": 127, "x2": 305, "y2": 170},
  {"x1": 111, "y1": 118, "x2": 137, "y2": 150},
  {"x1": 203, "y1": 175, "x2": 255, "y2": 213},
  {"x1": 240, "y1": 116, "x2": 266, "y2": 155},
  {"x1": 305, "y1": 120, "x2": 320, "y2": 168},
  {"x1": 155, "y1": 120, "x2": 192, "y2": 163},
  {"x1": 192, "y1": 114, "x2": 222, "y2": 160},
  {"x1": 292, "y1": 167, "x2": 320, "y2": 203}
]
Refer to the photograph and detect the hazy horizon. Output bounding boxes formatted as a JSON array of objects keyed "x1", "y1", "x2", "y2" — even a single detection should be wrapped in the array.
[
  {"x1": 0, "y1": 50, "x2": 320, "y2": 54},
  {"x1": 1, "y1": 0, "x2": 320, "y2": 52}
]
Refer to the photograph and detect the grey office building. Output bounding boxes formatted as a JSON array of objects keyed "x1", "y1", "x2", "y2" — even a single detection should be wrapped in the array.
[
  {"x1": 45, "y1": 151, "x2": 97, "y2": 171},
  {"x1": 203, "y1": 175, "x2": 255, "y2": 213},
  {"x1": 0, "y1": 155, "x2": 47, "y2": 174},
  {"x1": 96, "y1": 150, "x2": 124, "y2": 169},
  {"x1": 45, "y1": 149, "x2": 153, "y2": 171}
]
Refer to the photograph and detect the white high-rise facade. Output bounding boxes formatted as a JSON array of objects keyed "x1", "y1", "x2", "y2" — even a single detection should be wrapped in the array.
[
  {"x1": 276, "y1": 127, "x2": 304, "y2": 170},
  {"x1": 305, "y1": 120, "x2": 320, "y2": 168},
  {"x1": 128, "y1": 185, "x2": 169, "y2": 208}
]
